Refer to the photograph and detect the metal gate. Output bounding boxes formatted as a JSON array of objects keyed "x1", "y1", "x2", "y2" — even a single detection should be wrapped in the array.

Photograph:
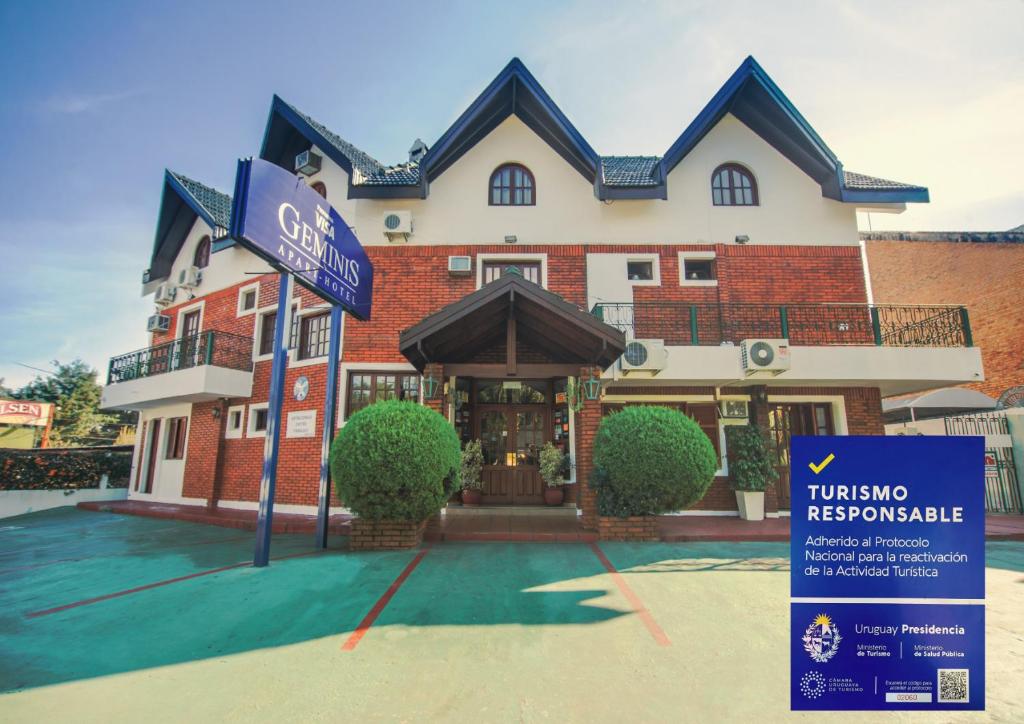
[{"x1": 944, "y1": 413, "x2": 1023, "y2": 514}]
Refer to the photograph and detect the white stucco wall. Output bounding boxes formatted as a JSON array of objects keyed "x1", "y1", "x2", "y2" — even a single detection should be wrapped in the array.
[
  {"x1": 0, "y1": 487, "x2": 128, "y2": 520},
  {"x1": 339, "y1": 113, "x2": 859, "y2": 248},
  {"x1": 132, "y1": 402, "x2": 194, "y2": 502}
]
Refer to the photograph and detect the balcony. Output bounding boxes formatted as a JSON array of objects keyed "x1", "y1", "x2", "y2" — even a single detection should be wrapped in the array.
[
  {"x1": 591, "y1": 302, "x2": 983, "y2": 396},
  {"x1": 101, "y1": 331, "x2": 254, "y2": 410},
  {"x1": 592, "y1": 302, "x2": 973, "y2": 348}
]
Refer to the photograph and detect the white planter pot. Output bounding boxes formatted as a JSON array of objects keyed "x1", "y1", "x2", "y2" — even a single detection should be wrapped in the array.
[{"x1": 735, "y1": 491, "x2": 765, "y2": 521}]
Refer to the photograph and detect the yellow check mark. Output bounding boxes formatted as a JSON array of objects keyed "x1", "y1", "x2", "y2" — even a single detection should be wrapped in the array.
[{"x1": 808, "y1": 453, "x2": 835, "y2": 475}]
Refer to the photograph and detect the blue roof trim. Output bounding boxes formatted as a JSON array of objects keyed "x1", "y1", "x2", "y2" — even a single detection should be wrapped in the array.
[
  {"x1": 148, "y1": 170, "x2": 232, "y2": 280},
  {"x1": 420, "y1": 58, "x2": 600, "y2": 186}
]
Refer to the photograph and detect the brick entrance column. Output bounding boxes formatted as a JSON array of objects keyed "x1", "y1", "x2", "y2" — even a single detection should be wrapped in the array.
[
  {"x1": 575, "y1": 365, "x2": 604, "y2": 530},
  {"x1": 422, "y1": 363, "x2": 445, "y2": 417}
]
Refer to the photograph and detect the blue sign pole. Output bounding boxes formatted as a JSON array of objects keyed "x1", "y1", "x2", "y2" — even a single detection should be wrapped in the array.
[
  {"x1": 253, "y1": 272, "x2": 293, "y2": 567},
  {"x1": 315, "y1": 305, "x2": 343, "y2": 548}
]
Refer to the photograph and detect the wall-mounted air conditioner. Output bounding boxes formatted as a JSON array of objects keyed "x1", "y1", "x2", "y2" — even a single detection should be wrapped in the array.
[
  {"x1": 147, "y1": 314, "x2": 171, "y2": 333},
  {"x1": 619, "y1": 339, "x2": 668, "y2": 375},
  {"x1": 383, "y1": 211, "x2": 413, "y2": 242},
  {"x1": 448, "y1": 256, "x2": 472, "y2": 275},
  {"x1": 740, "y1": 339, "x2": 790, "y2": 376},
  {"x1": 178, "y1": 266, "x2": 202, "y2": 288},
  {"x1": 294, "y1": 150, "x2": 322, "y2": 176},
  {"x1": 154, "y1": 284, "x2": 176, "y2": 307},
  {"x1": 720, "y1": 400, "x2": 749, "y2": 419}
]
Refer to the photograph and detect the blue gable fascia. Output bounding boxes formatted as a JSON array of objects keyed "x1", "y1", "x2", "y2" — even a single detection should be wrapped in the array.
[
  {"x1": 419, "y1": 58, "x2": 600, "y2": 188},
  {"x1": 147, "y1": 171, "x2": 220, "y2": 281},
  {"x1": 661, "y1": 56, "x2": 840, "y2": 195},
  {"x1": 260, "y1": 95, "x2": 356, "y2": 177}
]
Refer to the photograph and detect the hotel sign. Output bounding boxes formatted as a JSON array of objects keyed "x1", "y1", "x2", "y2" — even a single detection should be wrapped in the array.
[
  {"x1": 790, "y1": 436, "x2": 985, "y2": 711},
  {"x1": 230, "y1": 158, "x2": 373, "y2": 319},
  {"x1": 0, "y1": 400, "x2": 51, "y2": 426}
]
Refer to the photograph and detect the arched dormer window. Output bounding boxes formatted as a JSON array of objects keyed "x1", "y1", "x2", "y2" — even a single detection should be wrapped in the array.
[
  {"x1": 711, "y1": 163, "x2": 758, "y2": 206},
  {"x1": 193, "y1": 235, "x2": 211, "y2": 269},
  {"x1": 489, "y1": 163, "x2": 535, "y2": 206},
  {"x1": 310, "y1": 181, "x2": 327, "y2": 199}
]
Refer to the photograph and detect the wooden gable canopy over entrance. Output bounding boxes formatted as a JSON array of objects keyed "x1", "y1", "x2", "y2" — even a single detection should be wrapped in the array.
[{"x1": 399, "y1": 273, "x2": 626, "y2": 375}]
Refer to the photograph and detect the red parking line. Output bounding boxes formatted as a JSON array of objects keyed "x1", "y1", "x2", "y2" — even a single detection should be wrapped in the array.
[
  {"x1": 589, "y1": 543, "x2": 671, "y2": 647},
  {"x1": 25, "y1": 549, "x2": 322, "y2": 619},
  {"x1": 342, "y1": 547, "x2": 430, "y2": 651}
]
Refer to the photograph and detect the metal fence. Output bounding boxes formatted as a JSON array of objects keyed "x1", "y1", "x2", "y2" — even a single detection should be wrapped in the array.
[
  {"x1": 592, "y1": 302, "x2": 973, "y2": 348},
  {"x1": 108, "y1": 331, "x2": 253, "y2": 384},
  {"x1": 944, "y1": 413, "x2": 1022, "y2": 514}
]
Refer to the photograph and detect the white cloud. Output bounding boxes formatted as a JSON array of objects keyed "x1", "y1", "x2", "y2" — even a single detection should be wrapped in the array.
[{"x1": 40, "y1": 88, "x2": 146, "y2": 115}]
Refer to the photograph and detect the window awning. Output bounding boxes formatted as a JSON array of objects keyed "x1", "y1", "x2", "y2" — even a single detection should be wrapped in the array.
[{"x1": 399, "y1": 274, "x2": 626, "y2": 373}]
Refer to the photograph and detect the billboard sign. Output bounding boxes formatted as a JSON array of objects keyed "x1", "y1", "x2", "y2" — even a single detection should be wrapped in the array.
[
  {"x1": 230, "y1": 158, "x2": 373, "y2": 319},
  {"x1": 790, "y1": 435, "x2": 985, "y2": 711},
  {"x1": 0, "y1": 400, "x2": 52, "y2": 427}
]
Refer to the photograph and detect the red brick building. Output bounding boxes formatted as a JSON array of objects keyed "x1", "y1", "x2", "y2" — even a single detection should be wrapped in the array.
[
  {"x1": 865, "y1": 230, "x2": 1024, "y2": 399},
  {"x1": 100, "y1": 57, "x2": 981, "y2": 531}
]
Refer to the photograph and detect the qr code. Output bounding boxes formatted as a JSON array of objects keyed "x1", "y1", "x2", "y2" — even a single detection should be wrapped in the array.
[{"x1": 937, "y1": 669, "x2": 969, "y2": 703}]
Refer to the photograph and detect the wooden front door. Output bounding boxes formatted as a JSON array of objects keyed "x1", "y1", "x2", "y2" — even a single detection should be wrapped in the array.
[
  {"x1": 477, "y1": 404, "x2": 548, "y2": 504},
  {"x1": 768, "y1": 403, "x2": 834, "y2": 509}
]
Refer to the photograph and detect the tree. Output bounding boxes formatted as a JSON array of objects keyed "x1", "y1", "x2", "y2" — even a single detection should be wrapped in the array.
[{"x1": 12, "y1": 360, "x2": 119, "y2": 447}]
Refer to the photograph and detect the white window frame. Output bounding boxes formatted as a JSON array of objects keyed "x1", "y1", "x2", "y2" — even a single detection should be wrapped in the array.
[
  {"x1": 237, "y1": 283, "x2": 260, "y2": 317},
  {"x1": 338, "y1": 362, "x2": 420, "y2": 427},
  {"x1": 679, "y1": 251, "x2": 718, "y2": 287},
  {"x1": 247, "y1": 402, "x2": 270, "y2": 438},
  {"x1": 225, "y1": 404, "x2": 246, "y2": 439},
  {"x1": 476, "y1": 253, "x2": 549, "y2": 289},
  {"x1": 290, "y1": 302, "x2": 334, "y2": 369},
  {"x1": 175, "y1": 299, "x2": 205, "y2": 338},
  {"x1": 625, "y1": 254, "x2": 661, "y2": 286}
]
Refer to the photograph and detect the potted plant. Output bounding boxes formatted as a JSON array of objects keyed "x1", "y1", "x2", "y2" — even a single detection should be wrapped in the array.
[
  {"x1": 539, "y1": 442, "x2": 568, "y2": 506},
  {"x1": 724, "y1": 424, "x2": 778, "y2": 521},
  {"x1": 460, "y1": 439, "x2": 484, "y2": 506}
]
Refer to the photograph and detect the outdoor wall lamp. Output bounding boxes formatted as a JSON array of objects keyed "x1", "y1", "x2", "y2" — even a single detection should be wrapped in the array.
[
  {"x1": 423, "y1": 374, "x2": 440, "y2": 399},
  {"x1": 735, "y1": 234, "x2": 749, "y2": 244},
  {"x1": 504, "y1": 235, "x2": 517, "y2": 244},
  {"x1": 582, "y1": 374, "x2": 602, "y2": 401}
]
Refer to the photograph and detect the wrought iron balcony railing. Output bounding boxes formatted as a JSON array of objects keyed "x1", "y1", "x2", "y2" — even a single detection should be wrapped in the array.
[
  {"x1": 591, "y1": 302, "x2": 973, "y2": 348},
  {"x1": 107, "y1": 331, "x2": 254, "y2": 384}
]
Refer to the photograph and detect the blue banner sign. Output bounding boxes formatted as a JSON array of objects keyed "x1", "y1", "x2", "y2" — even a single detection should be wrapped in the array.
[
  {"x1": 230, "y1": 158, "x2": 373, "y2": 319},
  {"x1": 791, "y1": 436, "x2": 985, "y2": 599},
  {"x1": 791, "y1": 602, "x2": 984, "y2": 710},
  {"x1": 790, "y1": 435, "x2": 985, "y2": 711}
]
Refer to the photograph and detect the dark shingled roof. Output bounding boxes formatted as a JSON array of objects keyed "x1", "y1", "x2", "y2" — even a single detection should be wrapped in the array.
[
  {"x1": 842, "y1": 170, "x2": 926, "y2": 192},
  {"x1": 280, "y1": 99, "x2": 386, "y2": 178},
  {"x1": 359, "y1": 163, "x2": 421, "y2": 186},
  {"x1": 601, "y1": 156, "x2": 660, "y2": 187},
  {"x1": 167, "y1": 171, "x2": 232, "y2": 229}
]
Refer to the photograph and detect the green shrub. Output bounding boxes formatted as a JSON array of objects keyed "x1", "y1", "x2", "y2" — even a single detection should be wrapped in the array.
[
  {"x1": 591, "y1": 406, "x2": 717, "y2": 517},
  {"x1": 330, "y1": 400, "x2": 461, "y2": 521},
  {"x1": 725, "y1": 425, "x2": 779, "y2": 492},
  {"x1": 460, "y1": 439, "x2": 484, "y2": 491},
  {"x1": 539, "y1": 442, "x2": 567, "y2": 488}
]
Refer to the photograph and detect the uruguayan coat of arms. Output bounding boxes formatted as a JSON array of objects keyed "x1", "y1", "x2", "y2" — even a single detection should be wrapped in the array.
[{"x1": 803, "y1": 613, "x2": 841, "y2": 663}]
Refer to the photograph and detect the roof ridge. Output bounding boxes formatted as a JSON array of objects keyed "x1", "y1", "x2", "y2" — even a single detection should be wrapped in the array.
[{"x1": 275, "y1": 96, "x2": 386, "y2": 175}]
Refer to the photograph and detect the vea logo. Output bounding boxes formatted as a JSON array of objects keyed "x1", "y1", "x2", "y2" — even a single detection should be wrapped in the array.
[{"x1": 276, "y1": 200, "x2": 360, "y2": 292}]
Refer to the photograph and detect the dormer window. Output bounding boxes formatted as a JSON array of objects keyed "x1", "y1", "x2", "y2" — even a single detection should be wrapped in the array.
[
  {"x1": 490, "y1": 163, "x2": 535, "y2": 206},
  {"x1": 711, "y1": 163, "x2": 758, "y2": 206},
  {"x1": 193, "y1": 236, "x2": 211, "y2": 269}
]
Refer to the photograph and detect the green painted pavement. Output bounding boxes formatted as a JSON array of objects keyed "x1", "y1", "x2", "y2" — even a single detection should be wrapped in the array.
[{"x1": 0, "y1": 509, "x2": 1022, "y2": 722}]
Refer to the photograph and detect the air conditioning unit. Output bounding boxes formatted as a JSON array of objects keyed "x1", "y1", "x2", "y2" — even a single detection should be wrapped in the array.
[
  {"x1": 178, "y1": 266, "x2": 202, "y2": 288},
  {"x1": 448, "y1": 256, "x2": 472, "y2": 275},
  {"x1": 383, "y1": 210, "x2": 413, "y2": 242},
  {"x1": 720, "y1": 400, "x2": 749, "y2": 419},
  {"x1": 154, "y1": 284, "x2": 176, "y2": 307},
  {"x1": 147, "y1": 313, "x2": 170, "y2": 333},
  {"x1": 619, "y1": 339, "x2": 668, "y2": 375},
  {"x1": 740, "y1": 339, "x2": 790, "y2": 376},
  {"x1": 294, "y1": 150, "x2": 322, "y2": 176}
]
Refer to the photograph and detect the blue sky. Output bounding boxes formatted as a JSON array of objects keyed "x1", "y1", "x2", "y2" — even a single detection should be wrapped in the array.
[{"x1": 0, "y1": 0, "x2": 1021, "y2": 387}]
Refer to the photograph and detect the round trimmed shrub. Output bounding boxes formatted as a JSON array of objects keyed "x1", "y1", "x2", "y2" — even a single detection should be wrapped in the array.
[
  {"x1": 330, "y1": 400, "x2": 461, "y2": 521},
  {"x1": 591, "y1": 405, "x2": 717, "y2": 517}
]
